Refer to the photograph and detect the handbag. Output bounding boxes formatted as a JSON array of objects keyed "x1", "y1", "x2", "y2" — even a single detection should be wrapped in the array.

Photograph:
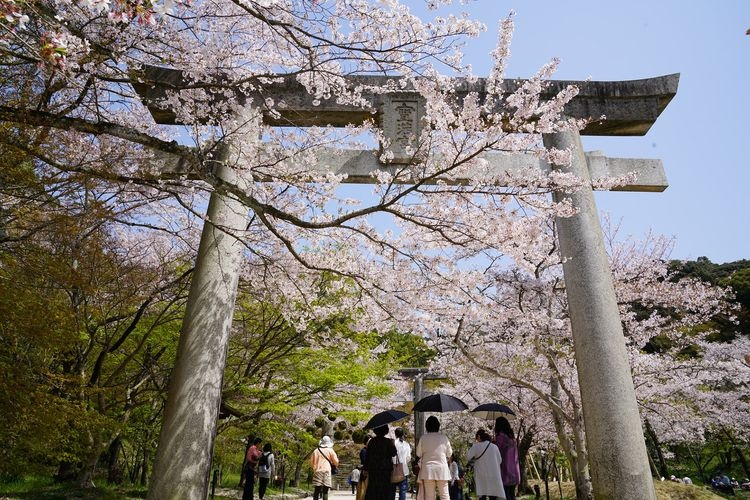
[
  {"x1": 356, "y1": 476, "x2": 368, "y2": 500},
  {"x1": 390, "y1": 453, "x2": 405, "y2": 483}
]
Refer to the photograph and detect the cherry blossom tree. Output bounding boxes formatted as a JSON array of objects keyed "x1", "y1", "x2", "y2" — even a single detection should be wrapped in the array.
[
  {"x1": 0, "y1": 0, "x2": 581, "y2": 273},
  {"x1": 0, "y1": 0, "x2": 591, "y2": 359},
  {"x1": 608, "y1": 227, "x2": 749, "y2": 456},
  {"x1": 2, "y1": 2, "x2": 743, "y2": 497},
  {"x1": 1, "y1": 1, "x2": 606, "y2": 498},
  {"x1": 394, "y1": 222, "x2": 744, "y2": 500}
]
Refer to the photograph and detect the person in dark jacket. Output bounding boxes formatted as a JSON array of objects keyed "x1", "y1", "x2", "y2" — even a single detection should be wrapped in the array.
[
  {"x1": 360, "y1": 435, "x2": 371, "y2": 465},
  {"x1": 364, "y1": 425, "x2": 397, "y2": 500}
]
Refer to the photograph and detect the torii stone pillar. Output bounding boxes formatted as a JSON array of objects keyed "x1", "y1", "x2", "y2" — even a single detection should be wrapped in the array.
[
  {"x1": 398, "y1": 368, "x2": 450, "y2": 444},
  {"x1": 398, "y1": 367, "x2": 429, "y2": 443},
  {"x1": 147, "y1": 108, "x2": 259, "y2": 500},
  {"x1": 413, "y1": 375, "x2": 425, "y2": 443},
  {"x1": 544, "y1": 128, "x2": 656, "y2": 500}
]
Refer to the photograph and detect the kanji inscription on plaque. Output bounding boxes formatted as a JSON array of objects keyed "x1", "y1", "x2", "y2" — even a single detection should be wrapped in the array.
[{"x1": 381, "y1": 95, "x2": 424, "y2": 164}]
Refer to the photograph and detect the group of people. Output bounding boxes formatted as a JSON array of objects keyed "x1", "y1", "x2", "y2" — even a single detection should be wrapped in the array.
[
  {"x1": 710, "y1": 472, "x2": 750, "y2": 495},
  {"x1": 244, "y1": 433, "x2": 339, "y2": 500},
  {"x1": 415, "y1": 416, "x2": 520, "y2": 500},
  {"x1": 234, "y1": 426, "x2": 750, "y2": 500},
  {"x1": 348, "y1": 415, "x2": 519, "y2": 500},
  {"x1": 243, "y1": 415, "x2": 519, "y2": 500},
  {"x1": 668, "y1": 475, "x2": 693, "y2": 484},
  {"x1": 242, "y1": 437, "x2": 277, "y2": 500}
]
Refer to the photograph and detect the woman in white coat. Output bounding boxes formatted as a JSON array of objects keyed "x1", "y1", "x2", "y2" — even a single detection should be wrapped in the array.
[
  {"x1": 416, "y1": 416, "x2": 453, "y2": 500},
  {"x1": 466, "y1": 429, "x2": 505, "y2": 500}
]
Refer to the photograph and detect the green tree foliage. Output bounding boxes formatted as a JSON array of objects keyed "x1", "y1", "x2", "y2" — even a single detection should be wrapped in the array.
[
  {"x1": 0, "y1": 221, "x2": 188, "y2": 483},
  {"x1": 669, "y1": 257, "x2": 750, "y2": 342},
  {"x1": 214, "y1": 279, "x2": 435, "y2": 476},
  {"x1": 0, "y1": 142, "x2": 191, "y2": 484},
  {"x1": 381, "y1": 329, "x2": 437, "y2": 368},
  {"x1": 723, "y1": 268, "x2": 750, "y2": 308},
  {"x1": 670, "y1": 257, "x2": 750, "y2": 286},
  {"x1": 2, "y1": 147, "x2": 433, "y2": 483}
]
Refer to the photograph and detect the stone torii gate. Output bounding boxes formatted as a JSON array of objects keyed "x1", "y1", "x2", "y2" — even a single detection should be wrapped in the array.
[{"x1": 132, "y1": 67, "x2": 678, "y2": 500}]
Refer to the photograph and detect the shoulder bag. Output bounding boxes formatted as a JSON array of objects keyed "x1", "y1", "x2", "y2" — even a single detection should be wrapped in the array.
[
  {"x1": 466, "y1": 441, "x2": 491, "y2": 471},
  {"x1": 318, "y1": 447, "x2": 338, "y2": 475},
  {"x1": 390, "y1": 449, "x2": 405, "y2": 483}
]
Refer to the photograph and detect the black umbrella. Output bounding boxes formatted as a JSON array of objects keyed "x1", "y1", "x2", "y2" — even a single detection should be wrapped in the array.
[
  {"x1": 413, "y1": 393, "x2": 468, "y2": 413},
  {"x1": 363, "y1": 409, "x2": 410, "y2": 430},
  {"x1": 471, "y1": 403, "x2": 516, "y2": 420}
]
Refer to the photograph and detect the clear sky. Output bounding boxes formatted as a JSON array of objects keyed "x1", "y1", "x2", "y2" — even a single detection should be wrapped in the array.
[{"x1": 407, "y1": 0, "x2": 749, "y2": 264}]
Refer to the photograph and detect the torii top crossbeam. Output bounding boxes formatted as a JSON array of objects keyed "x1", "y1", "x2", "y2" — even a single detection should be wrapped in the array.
[
  {"x1": 132, "y1": 65, "x2": 678, "y2": 136},
  {"x1": 132, "y1": 66, "x2": 679, "y2": 192}
]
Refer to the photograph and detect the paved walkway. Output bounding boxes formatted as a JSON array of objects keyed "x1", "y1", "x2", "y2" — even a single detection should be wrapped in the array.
[
  {"x1": 298, "y1": 488, "x2": 357, "y2": 499},
  {"x1": 213, "y1": 486, "x2": 358, "y2": 499}
]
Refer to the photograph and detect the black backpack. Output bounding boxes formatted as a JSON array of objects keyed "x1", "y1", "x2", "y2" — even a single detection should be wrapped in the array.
[{"x1": 259, "y1": 452, "x2": 270, "y2": 470}]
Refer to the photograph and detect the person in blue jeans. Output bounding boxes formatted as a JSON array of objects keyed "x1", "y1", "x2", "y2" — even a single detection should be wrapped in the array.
[
  {"x1": 393, "y1": 428, "x2": 412, "y2": 500},
  {"x1": 449, "y1": 454, "x2": 464, "y2": 500}
]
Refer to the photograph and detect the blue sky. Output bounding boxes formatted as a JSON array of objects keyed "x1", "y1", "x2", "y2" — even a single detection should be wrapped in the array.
[{"x1": 406, "y1": 0, "x2": 749, "y2": 263}]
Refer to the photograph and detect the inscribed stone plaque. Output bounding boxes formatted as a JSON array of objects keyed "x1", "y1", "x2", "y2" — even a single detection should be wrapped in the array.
[{"x1": 381, "y1": 94, "x2": 425, "y2": 164}]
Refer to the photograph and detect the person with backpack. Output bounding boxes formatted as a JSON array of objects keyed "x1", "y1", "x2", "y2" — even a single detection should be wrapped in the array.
[
  {"x1": 350, "y1": 466, "x2": 361, "y2": 494},
  {"x1": 257, "y1": 443, "x2": 275, "y2": 500}
]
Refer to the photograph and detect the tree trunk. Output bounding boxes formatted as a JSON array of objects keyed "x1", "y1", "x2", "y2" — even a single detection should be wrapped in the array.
[
  {"x1": 686, "y1": 443, "x2": 718, "y2": 483},
  {"x1": 132, "y1": 460, "x2": 142, "y2": 485},
  {"x1": 76, "y1": 450, "x2": 99, "y2": 488},
  {"x1": 720, "y1": 450, "x2": 733, "y2": 471},
  {"x1": 293, "y1": 460, "x2": 302, "y2": 487},
  {"x1": 644, "y1": 418, "x2": 669, "y2": 478},
  {"x1": 570, "y1": 422, "x2": 593, "y2": 500},
  {"x1": 55, "y1": 461, "x2": 78, "y2": 483},
  {"x1": 735, "y1": 446, "x2": 750, "y2": 479},
  {"x1": 646, "y1": 448, "x2": 660, "y2": 478},
  {"x1": 141, "y1": 445, "x2": 150, "y2": 486},
  {"x1": 517, "y1": 424, "x2": 535, "y2": 494},
  {"x1": 553, "y1": 462, "x2": 564, "y2": 499},
  {"x1": 541, "y1": 452, "x2": 551, "y2": 500},
  {"x1": 549, "y1": 376, "x2": 592, "y2": 500},
  {"x1": 719, "y1": 426, "x2": 750, "y2": 479},
  {"x1": 76, "y1": 429, "x2": 101, "y2": 488},
  {"x1": 107, "y1": 437, "x2": 123, "y2": 484}
]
